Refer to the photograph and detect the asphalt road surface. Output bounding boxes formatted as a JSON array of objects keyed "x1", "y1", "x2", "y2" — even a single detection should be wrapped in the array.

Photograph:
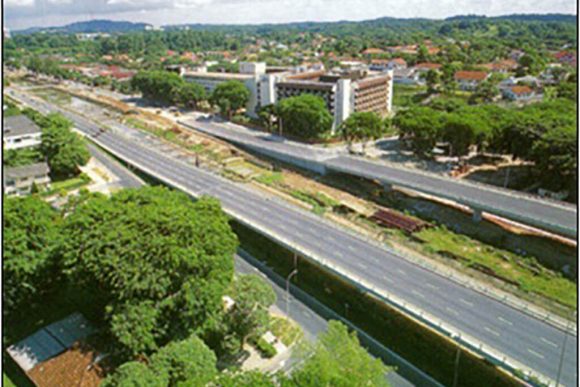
[
  {"x1": 12, "y1": 90, "x2": 577, "y2": 386},
  {"x1": 184, "y1": 118, "x2": 577, "y2": 238}
]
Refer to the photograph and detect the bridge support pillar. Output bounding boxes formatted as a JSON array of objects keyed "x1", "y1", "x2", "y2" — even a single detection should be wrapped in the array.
[
  {"x1": 472, "y1": 208, "x2": 482, "y2": 222},
  {"x1": 382, "y1": 182, "x2": 393, "y2": 192}
]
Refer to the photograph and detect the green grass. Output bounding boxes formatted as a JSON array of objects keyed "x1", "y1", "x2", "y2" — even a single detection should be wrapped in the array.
[
  {"x1": 416, "y1": 226, "x2": 577, "y2": 308},
  {"x1": 39, "y1": 173, "x2": 91, "y2": 197},
  {"x1": 269, "y1": 316, "x2": 303, "y2": 347},
  {"x1": 255, "y1": 172, "x2": 284, "y2": 186},
  {"x1": 3, "y1": 373, "x2": 17, "y2": 387}
]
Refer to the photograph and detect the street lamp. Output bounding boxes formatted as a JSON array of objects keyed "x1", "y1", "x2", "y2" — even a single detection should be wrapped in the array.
[{"x1": 286, "y1": 269, "x2": 298, "y2": 318}]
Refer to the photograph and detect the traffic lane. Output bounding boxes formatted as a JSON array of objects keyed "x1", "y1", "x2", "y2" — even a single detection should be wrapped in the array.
[
  {"x1": 329, "y1": 156, "x2": 577, "y2": 234},
  {"x1": 18, "y1": 93, "x2": 576, "y2": 384},
  {"x1": 96, "y1": 132, "x2": 577, "y2": 384}
]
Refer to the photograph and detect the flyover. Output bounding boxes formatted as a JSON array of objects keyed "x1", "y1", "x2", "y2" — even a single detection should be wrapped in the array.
[
  {"x1": 181, "y1": 118, "x2": 577, "y2": 239},
  {"x1": 11, "y1": 90, "x2": 578, "y2": 387}
]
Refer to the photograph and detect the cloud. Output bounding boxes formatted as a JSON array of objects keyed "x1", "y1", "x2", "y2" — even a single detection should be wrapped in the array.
[{"x1": 3, "y1": 0, "x2": 577, "y2": 30}]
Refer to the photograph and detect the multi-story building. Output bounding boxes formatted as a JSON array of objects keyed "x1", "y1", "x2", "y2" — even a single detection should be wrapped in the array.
[
  {"x1": 273, "y1": 69, "x2": 393, "y2": 132},
  {"x1": 182, "y1": 63, "x2": 393, "y2": 131},
  {"x1": 3, "y1": 162, "x2": 51, "y2": 196},
  {"x1": 3, "y1": 115, "x2": 43, "y2": 150}
]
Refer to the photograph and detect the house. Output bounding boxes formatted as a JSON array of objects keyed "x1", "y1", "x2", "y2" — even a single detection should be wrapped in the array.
[
  {"x1": 3, "y1": 162, "x2": 51, "y2": 196},
  {"x1": 553, "y1": 50, "x2": 577, "y2": 67},
  {"x1": 454, "y1": 70, "x2": 489, "y2": 91},
  {"x1": 502, "y1": 85, "x2": 537, "y2": 101},
  {"x1": 362, "y1": 48, "x2": 385, "y2": 56},
  {"x1": 370, "y1": 58, "x2": 408, "y2": 72},
  {"x1": 3, "y1": 115, "x2": 42, "y2": 150},
  {"x1": 393, "y1": 68, "x2": 422, "y2": 85},
  {"x1": 481, "y1": 59, "x2": 518, "y2": 73},
  {"x1": 6, "y1": 313, "x2": 105, "y2": 387},
  {"x1": 414, "y1": 62, "x2": 442, "y2": 74}
]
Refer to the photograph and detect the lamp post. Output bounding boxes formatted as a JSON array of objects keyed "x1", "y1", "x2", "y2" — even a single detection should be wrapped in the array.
[{"x1": 286, "y1": 269, "x2": 298, "y2": 318}]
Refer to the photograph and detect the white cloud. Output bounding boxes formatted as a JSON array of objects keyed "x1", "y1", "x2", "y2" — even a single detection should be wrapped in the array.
[{"x1": 5, "y1": 0, "x2": 34, "y2": 6}]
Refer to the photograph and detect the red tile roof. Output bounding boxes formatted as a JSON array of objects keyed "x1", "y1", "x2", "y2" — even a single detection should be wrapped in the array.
[
  {"x1": 415, "y1": 62, "x2": 441, "y2": 70},
  {"x1": 454, "y1": 70, "x2": 488, "y2": 81},
  {"x1": 510, "y1": 85, "x2": 533, "y2": 95},
  {"x1": 362, "y1": 48, "x2": 385, "y2": 55}
]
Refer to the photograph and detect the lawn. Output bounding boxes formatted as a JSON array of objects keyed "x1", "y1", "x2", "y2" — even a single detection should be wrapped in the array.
[
  {"x1": 3, "y1": 373, "x2": 17, "y2": 387},
  {"x1": 39, "y1": 173, "x2": 91, "y2": 197},
  {"x1": 269, "y1": 316, "x2": 303, "y2": 347},
  {"x1": 416, "y1": 226, "x2": 577, "y2": 308}
]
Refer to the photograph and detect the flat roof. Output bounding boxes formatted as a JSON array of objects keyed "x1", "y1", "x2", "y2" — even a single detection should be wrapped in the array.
[
  {"x1": 4, "y1": 162, "x2": 50, "y2": 179},
  {"x1": 183, "y1": 71, "x2": 254, "y2": 81},
  {"x1": 3, "y1": 115, "x2": 42, "y2": 138}
]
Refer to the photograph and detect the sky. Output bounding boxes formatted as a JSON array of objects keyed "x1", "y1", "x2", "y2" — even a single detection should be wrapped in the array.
[{"x1": 3, "y1": 0, "x2": 577, "y2": 30}]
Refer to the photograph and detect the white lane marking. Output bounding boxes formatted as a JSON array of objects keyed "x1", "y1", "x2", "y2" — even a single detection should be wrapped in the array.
[
  {"x1": 497, "y1": 316, "x2": 513, "y2": 326},
  {"x1": 540, "y1": 337, "x2": 558, "y2": 348},
  {"x1": 348, "y1": 245, "x2": 356, "y2": 251},
  {"x1": 445, "y1": 307, "x2": 459, "y2": 316},
  {"x1": 382, "y1": 275, "x2": 392, "y2": 283},
  {"x1": 397, "y1": 269, "x2": 407, "y2": 276},
  {"x1": 484, "y1": 326, "x2": 500, "y2": 337},
  {"x1": 527, "y1": 349, "x2": 545, "y2": 359},
  {"x1": 460, "y1": 298, "x2": 474, "y2": 307},
  {"x1": 425, "y1": 283, "x2": 439, "y2": 290},
  {"x1": 411, "y1": 290, "x2": 426, "y2": 299},
  {"x1": 335, "y1": 251, "x2": 344, "y2": 258},
  {"x1": 357, "y1": 262, "x2": 368, "y2": 270}
]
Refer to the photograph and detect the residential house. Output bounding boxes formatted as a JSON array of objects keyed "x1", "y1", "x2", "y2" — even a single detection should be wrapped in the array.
[
  {"x1": 481, "y1": 59, "x2": 518, "y2": 73},
  {"x1": 362, "y1": 48, "x2": 385, "y2": 56},
  {"x1": 3, "y1": 162, "x2": 51, "y2": 196},
  {"x1": 414, "y1": 62, "x2": 442, "y2": 74},
  {"x1": 393, "y1": 68, "x2": 422, "y2": 85},
  {"x1": 553, "y1": 50, "x2": 577, "y2": 67},
  {"x1": 370, "y1": 58, "x2": 408, "y2": 72},
  {"x1": 3, "y1": 115, "x2": 42, "y2": 150},
  {"x1": 454, "y1": 70, "x2": 489, "y2": 91},
  {"x1": 502, "y1": 85, "x2": 537, "y2": 101}
]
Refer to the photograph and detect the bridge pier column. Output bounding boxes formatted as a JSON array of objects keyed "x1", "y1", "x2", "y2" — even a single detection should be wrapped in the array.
[
  {"x1": 472, "y1": 208, "x2": 482, "y2": 222},
  {"x1": 382, "y1": 182, "x2": 393, "y2": 192}
]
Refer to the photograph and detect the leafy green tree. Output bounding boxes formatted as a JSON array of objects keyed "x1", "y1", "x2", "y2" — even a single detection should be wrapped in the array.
[
  {"x1": 211, "y1": 371, "x2": 277, "y2": 387},
  {"x1": 131, "y1": 71, "x2": 184, "y2": 105},
  {"x1": 210, "y1": 81, "x2": 250, "y2": 119},
  {"x1": 470, "y1": 78, "x2": 499, "y2": 104},
  {"x1": 2, "y1": 147, "x2": 44, "y2": 168},
  {"x1": 257, "y1": 104, "x2": 278, "y2": 132},
  {"x1": 226, "y1": 274, "x2": 276, "y2": 351},
  {"x1": 61, "y1": 187, "x2": 238, "y2": 358},
  {"x1": 39, "y1": 113, "x2": 90, "y2": 178},
  {"x1": 339, "y1": 112, "x2": 385, "y2": 154},
  {"x1": 277, "y1": 94, "x2": 333, "y2": 140},
  {"x1": 556, "y1": 82, "x2": 577, "y2": 101},
  {"x1": 394, "y1": 107, "x2": 443, "y2": 156},
  {"x1": 442, "y1": 114, "x2": 478, "y2": 156},
  {"x1": 175, "y1": 82, "x2": 206, "y2": 108},
  {"x1": 290, "y1": 321, "x2": 391, "y2": 387},
  {"x1": 150, "y1": 335, "x2": 218, "y2": 387},
  {"x1": 101, "y1": 361, "x2": 167, "y2": 387},
  {"x1": 423, "y1": 69, "x2": 440, "y2": 94},
  {"x1": 3, "y1": 197, "x2": 62, "y2": 314}
]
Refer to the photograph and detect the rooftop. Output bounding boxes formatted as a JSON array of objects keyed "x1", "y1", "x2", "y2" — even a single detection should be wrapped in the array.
[
  {"x1": 3, "y1": 115, "x2": 42, "y2": 138},
  {"x1": 4, "y1": 162, "x2": 50, "y2": 179},
  {"x1": 183, "y1": 71, "x2": 254, "y2": 81},
  {"x1": 454, "y1": 70, "x2": 489, "y2": 81},
  {"x1": 510, "y1": 85, "x2": 534, "y2": 95}
]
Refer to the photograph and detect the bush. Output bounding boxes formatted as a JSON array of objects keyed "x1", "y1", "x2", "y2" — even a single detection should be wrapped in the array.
[{"x1": 253, "y1": 337, "x2": 277, "y2": 358}]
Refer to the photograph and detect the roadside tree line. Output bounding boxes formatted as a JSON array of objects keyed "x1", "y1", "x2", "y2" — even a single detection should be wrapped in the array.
[{"x1": 394, "y1": 98, "x2": 577, "y2": 195}]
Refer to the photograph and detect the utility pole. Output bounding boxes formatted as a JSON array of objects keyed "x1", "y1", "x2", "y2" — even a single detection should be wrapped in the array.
[
  {"x1": 452, "y1": 347, "x2": 461, "y2": 387},
  {"x1": 285, "y1": 269, "x2": 298, "y2": 318}
]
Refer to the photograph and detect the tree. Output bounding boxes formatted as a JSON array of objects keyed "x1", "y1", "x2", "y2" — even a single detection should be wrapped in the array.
[
  {"x1": 210, "y1": 81, "x2": 250, "y2": 119},
  {"x1": 423, "y1": 69, "x2": 440, "y2": 94},
  {"x1": 393, "y1": 107, "x2": 443, "y2": 156},
  {"x1": 3, "y1": 196, "x2": 62, "y2": 315},
  {"x1": 61, "y1": 187, "x2": 238, "y2": 358},
  {"x1": 175, "y1": 82, "x2": 206, "y2": 108},
  {"x1": 226, "y1": 274, "x2": 276, "y2": 351},
  {"x1": 442, "y1": 115, "x2": 478, "y2": 156},
  {"x1": 290, "y1": 321, "x2": 391, "y2": 387},
  {"x1": 469, "y1": 75, "x2": 500, "y2": 104},
  {"x1": 256, "y1": 104, "x2": 278, "y2": 132},
  {"x1": 276, "y1": 94, "x2": 333, "y2": 140},
  {"x1": 39, "y1": 113, "x2": 90, "y2": 178},
  {"x1": 339, "y1": 112, "x2": 385, "y2": 154},
  {"x1": 150, "y1": 335, "x2": 218, "y2": 387},
  {"x1": 101, "y1": 361, "x2": 167, "y2": 387},
  {"x1": 131, "y1": 71, "x2": 185, "y2": 105},
  {"x1": 212, "y1": 371, "x2": 277, "y2": 387}
]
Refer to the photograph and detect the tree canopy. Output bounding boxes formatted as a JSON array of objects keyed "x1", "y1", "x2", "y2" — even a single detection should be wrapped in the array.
[
  {"x1": 210, "y1": 81, "x2": 250, "y2": 119},
  {"x1": 339, "y1": 112, "x2": 386, "y2": 154},
  {"x1": 2, "y1": 196, "x2": 62, "y2": 315},
  {"x1": 277, "y1": 94, "x2": 333, "y2": 140},
  {"x1": 61, "y1": 187, "x2": 238, "y2": 357}
]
